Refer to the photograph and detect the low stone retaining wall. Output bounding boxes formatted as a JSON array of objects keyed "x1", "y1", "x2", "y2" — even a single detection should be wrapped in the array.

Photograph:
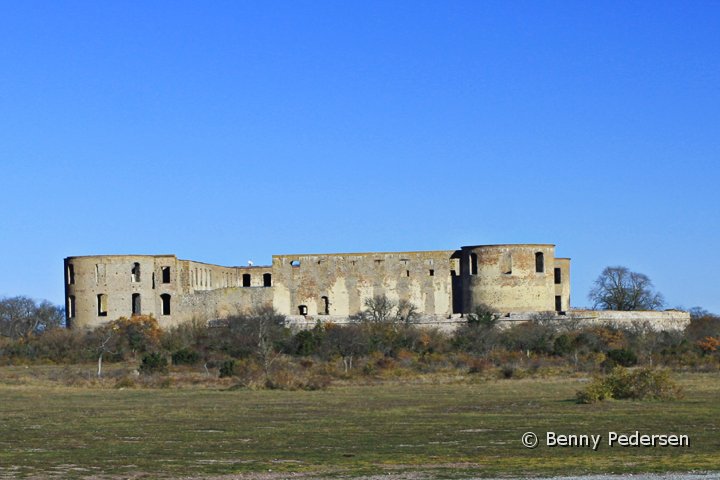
[{"x1": 283, "y1": 309, "x2": 690, "y2": 332}]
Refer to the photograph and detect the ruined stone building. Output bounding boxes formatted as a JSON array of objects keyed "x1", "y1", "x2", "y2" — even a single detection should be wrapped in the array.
[{"x1": 64, "y1": 244, "x2": 570, "y2": 329}]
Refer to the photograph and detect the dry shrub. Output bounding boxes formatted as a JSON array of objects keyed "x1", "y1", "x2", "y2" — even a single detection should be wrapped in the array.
[
  {"x1": 577, "y1": 367, "x2": 683, "y2": 404},
  {"x1": 136, "y1": 375, "x2": 172, "y2": 389},
  {"x1": 697, "y1": 336, "x2": 720, "y2": 354},
  {"x1": 467, "y1": 356, "x2": 491, "y2": 374},
  {"x1": 395, "y1": 348, "x2": 416, "y2": 367},
  {"x1": 264, "y1": 362, "x2": 332, "y2": 391},
  {"x1": 488, "y1": 349, "x2": 524, "y2": 367},
  {"x1": 375, "y1": 356, "x2": 397, "y2": 370},
  {"x1": 114, "y1": 376, "x2": 136, "y2": 389}
]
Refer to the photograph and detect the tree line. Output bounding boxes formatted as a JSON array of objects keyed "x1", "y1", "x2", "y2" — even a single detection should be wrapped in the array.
[
  {"x1": 0, "y1": 266, "x2": 717, "y2": 389},
  {"x1": 1, "y1": 297, "x2": 718, "y2": 388}
]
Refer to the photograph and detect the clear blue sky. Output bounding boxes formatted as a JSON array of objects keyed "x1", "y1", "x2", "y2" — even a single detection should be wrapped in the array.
[{"x1": 1, "y1": 1, "x2": 718, "y2": 313}]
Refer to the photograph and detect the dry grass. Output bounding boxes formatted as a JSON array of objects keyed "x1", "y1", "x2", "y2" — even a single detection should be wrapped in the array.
[{"x1": 0, "y1": 367, "x2": 718, "y2": 479}]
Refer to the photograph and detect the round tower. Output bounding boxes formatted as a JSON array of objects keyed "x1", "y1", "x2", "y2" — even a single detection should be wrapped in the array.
[
  {"x1": 460, "y1": 244, "x2": 557, "y2": 314},
  {"x1": 64, "y1": 255, "x2": 181, "y2": 329}
]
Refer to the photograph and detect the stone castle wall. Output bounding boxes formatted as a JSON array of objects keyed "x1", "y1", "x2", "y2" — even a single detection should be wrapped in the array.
[{"x1": 64, "y1": 243, "x2": 576, "y2": 329}]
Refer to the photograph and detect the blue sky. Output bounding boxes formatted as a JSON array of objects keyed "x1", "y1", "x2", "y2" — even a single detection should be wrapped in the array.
[{"x1": 1, "y1": 1, "x2": 718, "y2": 313}]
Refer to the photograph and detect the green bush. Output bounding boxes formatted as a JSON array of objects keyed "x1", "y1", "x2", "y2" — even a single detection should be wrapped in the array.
[
  {"x1": 171, "y1": 348, "x2": 200, "y2": 365},
  {"x1": 218, "y1": 359, "x2": 235, "y2": 378},
  {"x1": 553, "y1": 334, "x2": 573, "y2": 356},
  {"x1": 575, "y1": 379, "x2": 613, "y2": 404},
  {"x1": 577, "y1": 367, "x2": 682, "y2": 404},
  {"x1": 138, "y1": 352, "x2": 168, "y2": 375},
  {"x1": 605, "y1": 348, "x2": 638, "y2": 367}
]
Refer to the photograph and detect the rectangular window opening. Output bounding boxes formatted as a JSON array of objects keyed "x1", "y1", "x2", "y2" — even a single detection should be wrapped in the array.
[
  {"x1": 501, "y1": 253, "x2": 512, "y2": 275},
  {"x1": 161, "y1": 266, "x2": 171, "y2": 284},
  {"x1": 67, "y1": 296, "x2": 76, "y2": 319},
  {"x1": 132, "y1": 293, "x2": 141, "y2": 316},
  {"x1": 97, "y1": 294, "x2": 108, "y2": 317},
  {"x1": 131, "y1": 262, "x2": 141, "y2": 283},
  {"x1": 554, "y1": 267, "x2": 562, "y2": 284},
  {"x1": 470, "y1": 253, "x2": 478, "y2": 275}
]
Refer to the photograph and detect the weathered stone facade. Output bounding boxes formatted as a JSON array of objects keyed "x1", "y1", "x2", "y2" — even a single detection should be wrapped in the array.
[{"x1": 64, "y1": 244, "x2": 573, "y2": 329}]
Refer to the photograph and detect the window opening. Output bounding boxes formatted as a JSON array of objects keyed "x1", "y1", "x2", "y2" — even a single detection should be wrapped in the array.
[
  {"x1": 132, "y1": 293, "x2": 141, "y2": 316},
  {"x1": 243, "y1": 273, "x2": 251, "y2": 287},
  {"x1": 162, "y1": 266, "x2": 170, "y2": 283},
  {"x1": 501, "y1": 253, "x2": 512, "y2": 275},
  {"x1": 131, "y1": 262, "x2": 141, "y2": 283},
  {"x1": 470, "y1": 253, "x2": 478, "y2": 275},
  {"x1": 320, "y1": 296, "x2": 329, "y2": 315},
  {"x1": 67, "y1": 296, "x2": 75, "y2": 319},
  {"x1": 160, "y1": 294, "x2": 171, "y2": 315},
  {"x1": 298, "y1": 305, "x2": 308, "y2": 316},
  {"x1": 97, "y1": 294, "x2": 108, "y2": 317},
  {"x1": 263, "y1": 273, "x2": 272, "y2": 287},
  {"x1": 67, "y1": 264, "x2": 75, "y2": 285},
  {"x1": 554, "y1": 267, "x2": 562, "y2": 284},
  {"x1": 535, "y1": 252, "x2": 545, "y2": 273}
]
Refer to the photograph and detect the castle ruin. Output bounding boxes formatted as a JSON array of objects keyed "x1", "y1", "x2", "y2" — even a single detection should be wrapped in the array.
[{"x1": 64, "y1": 243, "x2": 689, "y2": 330}]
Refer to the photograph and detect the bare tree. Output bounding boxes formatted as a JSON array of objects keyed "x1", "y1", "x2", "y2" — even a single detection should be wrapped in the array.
[
  {"x1": 229, "y1": 305, "x2": 287, "y2": 385},
  {"x1": 0, "y1": 296, "x2": 64, "y2": 340},
  {"x1": 323, "y1": 324, "x2": 368, "y2": 373},
  {"x1": 357, "y1": 294, "x2": 419, "y2": 327},
  {"x1": 95, "y1": 328, "x2": 117, "y2": 378},
  {"x1": 362, "y1": 295, "x2": 397, "y2": 323},
  {"x1": 588, "y1": 266, "x2": 664, "y2": 311},
  {"x1": 396, "y1": 299, "x2": 419, "y2": 325}
]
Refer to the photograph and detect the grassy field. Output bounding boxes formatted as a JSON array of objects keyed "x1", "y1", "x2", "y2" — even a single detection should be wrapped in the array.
[{"x1": 0, "y1": 370, "x2": 718, "y2": 479}]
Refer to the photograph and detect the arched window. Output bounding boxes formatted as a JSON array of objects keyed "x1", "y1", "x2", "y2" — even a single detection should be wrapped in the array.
[
  {"x1": 535, "y1": 252, "x2": 545, "y2": 273},
  {"x1": 243, "y1": 273, "x2": 251, "y2": 287},
  {"x1": 263, "y1": 273, "x2": 272, "y2": 287},
  {"x1": 160, "y1": 294, "x2": 171, "y2": 315}
]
